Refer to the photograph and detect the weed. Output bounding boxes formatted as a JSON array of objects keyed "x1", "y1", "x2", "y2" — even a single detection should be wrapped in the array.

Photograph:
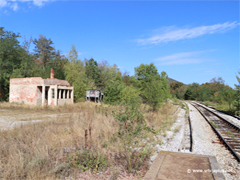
[
  {"x1": 68, "y1": 149, "x2": 108, "y2": 173},
  {"x1": 223, "y1": 131, "x2": 235, "y2": 140},
  {"x1": 210, "y1": 121, "x2": 218, "y2": 128},
  {"x1": 173, "y1": 125, "x2": 181, "y2": 133}
]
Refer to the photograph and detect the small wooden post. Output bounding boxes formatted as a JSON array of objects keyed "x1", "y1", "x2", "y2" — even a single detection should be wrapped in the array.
[
  {"x1": 89, "y1": 126, "x2": 92, "y2": 149},
  {"x1": 85, "y1": 129, "x2": 88, "y2": 149}
]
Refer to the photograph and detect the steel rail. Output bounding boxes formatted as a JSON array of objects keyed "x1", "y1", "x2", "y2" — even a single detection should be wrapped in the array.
[
  {"x1": 191, "y1": 102, "x2": 240, "y2": 162},
  {"x1": 194, "y1": 102, "x2": 240, "y2": 132}
]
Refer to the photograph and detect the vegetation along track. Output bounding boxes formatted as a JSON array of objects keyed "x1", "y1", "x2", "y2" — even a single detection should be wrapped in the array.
[
  {"x1": 191, "y1": 102, "x2": 240, "y2": 162},
  {"x1": 178, "y1": 103, "x2": 193, "y2": 152},
  {"x1": 201, "y1": 103, "x2": 240, "y2": 121}
]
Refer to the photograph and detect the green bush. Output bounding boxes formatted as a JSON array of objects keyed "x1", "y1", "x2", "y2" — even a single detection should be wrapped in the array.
[
  {"x1": 112, "y1": 97, "x2": 155, "y2": 171},
  {"x1": 68, "y1": 150, "x2": 108, "y2": 173},
  {"x1": 120, "y1": 86, "x2": 141, "y2": 105}
]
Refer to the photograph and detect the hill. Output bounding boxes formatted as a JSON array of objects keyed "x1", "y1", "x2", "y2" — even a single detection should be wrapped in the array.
[{"x1": 168, "y1": 77, "x2": 179, "y2": 84}]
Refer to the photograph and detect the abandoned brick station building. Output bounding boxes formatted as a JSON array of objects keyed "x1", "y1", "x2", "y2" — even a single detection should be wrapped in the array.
[{"x1": 9, "y1": 69, "x2": 74, "y2": 106}]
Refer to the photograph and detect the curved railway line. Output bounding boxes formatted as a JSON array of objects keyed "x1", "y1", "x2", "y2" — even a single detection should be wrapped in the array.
[{"x1": 191, "y1": 102, "x2": 240, "y2": 162}]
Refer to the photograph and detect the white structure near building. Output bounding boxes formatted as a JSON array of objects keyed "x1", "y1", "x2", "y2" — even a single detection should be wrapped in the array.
[{"x1": 86, "y1": 90, "x2": 104, "y2": 103}]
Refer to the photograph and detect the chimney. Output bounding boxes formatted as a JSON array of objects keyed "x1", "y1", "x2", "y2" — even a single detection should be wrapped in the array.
[{"x1": 51, "y1": 68, "x2": 54, "y2": 79}]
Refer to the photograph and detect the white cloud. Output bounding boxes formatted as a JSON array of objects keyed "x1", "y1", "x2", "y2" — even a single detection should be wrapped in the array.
[
  {"x1": 33, "y1": 0, "x2": 48, "y2": 7},
  {"x1": 0, "y1": 0, "x2": 53, "y2": 10},
  {"x1": 155, "y1": 50, "x2": 214, "y2": 65},
  {"x1": 0, "y1": 0, "x2": 8, "y2": 7},
  {"x1": 137, "y1": 22, "x2": 239, "y2": 45},
  {"x1": 11, "y1": 2, "x2": 18, "y2": 10}
]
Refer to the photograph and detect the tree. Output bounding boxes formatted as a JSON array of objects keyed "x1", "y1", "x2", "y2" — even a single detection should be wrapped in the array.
[
  {"x1": 22, "y1": 36, "x2": 33, "y2": 55},
  {"x1": 122, "y1": 71, "x2": 131, "y2": 86},
  {"x1": 104, "y1": 72, "x2": 125, "y2": 104},
  {"x1": 222, "y1": 89, "x2": 235, "y2": 111},
  {"x1": 169, "y1": 81, "x2": 184, "y2": 94},
  {"x1": 85, "y1": 58, "x2": 103, "y2": 88},
  {"x1": 67, "y1": 44, "x2": 78, "y2": 63},
  {"x1": 33, "y1": 34, "x2": 55, "y2": 70},
  {"x1": 98, "y1": 61, "x2": 120, "y2": 88},
  {"x1": 234, "y1": 72, "x2": 240, "y2": 115},
  {"x1": 159, "y1": 71, "x2": 171, "y2": 100},
  {"x1": 0, "y1": 27, "x2": 27, "y2": 101},
  {"x1": 120, "y1": 85, "x2": 141, "y2": 105},
  {"x1": 184, "y1": 83, "x2": 200, "y2": 100},
  {"x1": 176, "y1": 85, "x2": 188, "y2": 99},
  {"x1": 143, "y1": 77, "x2": 164, "y2": 111},
  {"x1": 64, "y1": 45, "x2": 87, "y2": 101},
  {"x1": 134, "y1": 63, "x2": 159, "y2": 81},
  {"x1": 134, "y1": 63, "x2": 170, "y2": 110}
]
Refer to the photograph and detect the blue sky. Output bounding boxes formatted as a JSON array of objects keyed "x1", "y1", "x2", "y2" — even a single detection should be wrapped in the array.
[{"x1": 0, "y1": 0, "x2": 239, "y2": 88}]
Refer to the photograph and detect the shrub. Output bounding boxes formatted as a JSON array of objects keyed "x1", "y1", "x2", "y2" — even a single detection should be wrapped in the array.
[
  {"x1": 112, "y1": 97, "x2": 155, "y2": 171},
  {"x1": 68, "y1": 149, "x2": 108, "y2": 173},
  {"x1": 120, "y1": 86, "x2": 141, "y2": 105}
]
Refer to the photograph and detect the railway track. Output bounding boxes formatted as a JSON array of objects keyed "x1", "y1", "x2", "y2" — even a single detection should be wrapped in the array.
[
  {"x1": 178, "y1": 103, "x2": 193, "y2": 152},
  {"x1": 191, "y1": 102, "x2": 240, "y2": 162}
]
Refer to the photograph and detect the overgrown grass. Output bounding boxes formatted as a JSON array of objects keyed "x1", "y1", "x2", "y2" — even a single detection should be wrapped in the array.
[
  {"x1": 210, "y1": 121, "x2": 218, "y2": 128},
  {"x1": 202, "y1": 101, "x2": 236, "y2": 116},
  {"x1": 0, "y1": 101, "x2": 178, "y2": 179}
]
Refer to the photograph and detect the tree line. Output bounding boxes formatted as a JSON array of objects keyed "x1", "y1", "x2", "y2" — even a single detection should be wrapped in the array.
[
  {"x1": 169, "y1": 77, "x2": 239, "y2": 115},
  {"x1": 0, "y1": 27, "x2": 171, "y2": 110}
]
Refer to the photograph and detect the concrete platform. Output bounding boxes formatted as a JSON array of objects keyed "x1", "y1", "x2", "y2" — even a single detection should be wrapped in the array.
[{"x1": 144, "y1": 151, "x2": 225, "y2": 180}]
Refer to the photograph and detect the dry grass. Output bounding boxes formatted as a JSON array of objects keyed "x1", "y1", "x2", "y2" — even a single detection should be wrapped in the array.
[{"x1": 0, "y1": 101, "x2": 178, "y2": 179}]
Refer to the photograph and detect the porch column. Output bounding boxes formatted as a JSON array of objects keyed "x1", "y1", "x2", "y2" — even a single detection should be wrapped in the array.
[
  {"x1": 71, "y1": 88, "x2": 74, "y2": 103},
  {"x1": 55, "y1": 85, "x2": 58, "y2": 105},
  {"x1": 67, "y1": 90, "x2": 69, "y2": 99},
  {"x1": 58, "y1": 89, "x2": 61, "y2": 99},
  {"x1": 63, "y1": 90, "x2": 66, "y2": 99},
  {"x1": 42, "y1": 85, "x2": 45, "y2": 106}
]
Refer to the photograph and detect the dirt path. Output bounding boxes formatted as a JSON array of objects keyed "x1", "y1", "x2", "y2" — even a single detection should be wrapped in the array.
[{"x1": 0, "y1": 108, "x2": 72, "y2": 130}]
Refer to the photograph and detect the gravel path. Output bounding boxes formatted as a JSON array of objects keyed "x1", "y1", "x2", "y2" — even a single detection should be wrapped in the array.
[{"x1": 150, "y1": 107, "x2": 186, "y2": 162}]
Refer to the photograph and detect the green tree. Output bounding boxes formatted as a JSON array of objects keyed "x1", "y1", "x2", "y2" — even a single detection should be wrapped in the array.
[
  {"x1": 160, "y1": 71, "x2": 171, "y2": 100},
  {"x1": 64, "y1": 45, "x2": 87, "y2": 101},
  {"x1": 33, "y1": 34, "x2": 55, "y2": 70},
  {"x1": 0, "y1": 27, "x2": 27, "y2": 101},
  {"x1": 234, "y1": 72, "x2": 240, "y2": 115},
  {"x1": 85, "y1": 58, "x2": 103, "y2": 88},
  {"x1": 122, "y1": 71, "x2": 131, "y2": 86},
  {"x1": 104, "y1": 72, "x2": 125, "y2": 104},
  {"x1": 98, "y1": 61, "x2": 120, "y2": 88},
  {"x1": 134, "y1": 63, "x2": 159, "y2": 81},
  {"x1": 222, "y1": 89, "x2": 235, "y2": 111},
  {"x1": 134, "y1": 63, "x2": 170, "y2": 110},
  {"x1": 169, "y1": 81, "x2": 184, "y2": 95},
  {"x1": 142, "y1": 77, "x2": 164, "y2": 111},
  {"x1": 176, "y1": 85, "x2": 188, "y2": 99},
  {"x1": 67, "y1": 44, "x2": 78, "y2": 63},
  {"x1": 184, "y1": 83, "x2": 200, "y2": 100},
  {"x1": 120, "y1": 85, "x2": 141, "y2": 105}
]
